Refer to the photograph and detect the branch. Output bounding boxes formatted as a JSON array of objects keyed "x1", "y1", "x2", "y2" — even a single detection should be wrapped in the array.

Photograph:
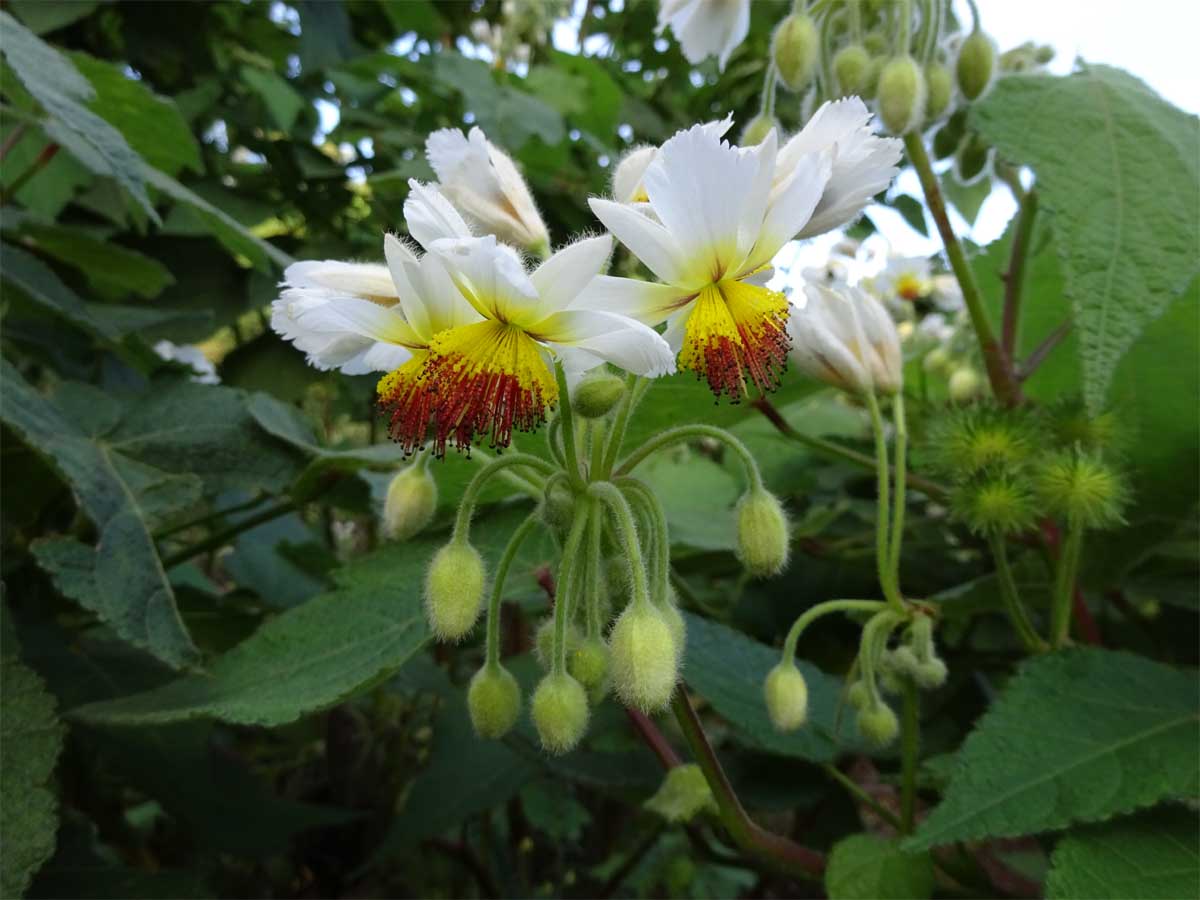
[
  {"x1": 1001, "y1": 189, "x2": 1038, "y2": 359},
  {"x1": 1017, "y1": 320, "x2": 1072, "y2": 382}
]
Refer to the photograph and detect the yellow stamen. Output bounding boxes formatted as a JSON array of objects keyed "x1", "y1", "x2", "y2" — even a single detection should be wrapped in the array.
[{"x1": 896, "y1": 273, "x2": 926, "y2": 301}]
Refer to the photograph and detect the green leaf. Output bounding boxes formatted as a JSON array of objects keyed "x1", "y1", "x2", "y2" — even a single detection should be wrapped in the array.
[
  {"x1": 69, "y1": 51, "x2": 202, "y2": 176},
  {"x1": 13, "y1": 223, "x2": 175, "y2": 300},
  {"x1": 908, "y1": 648, "x2": 1200, "y2": 849},
  {"x1": 240, "y1": 66, "x2": 306, "y2": 133},
  {"x1": 1, "y1": 362, "x2": 199, "y2": 668},
  {"x1": 1046, "y1": 809, "x2": 1200, "y2": 900},
  {"x1": 972, "y1": 66, "x2": 1200, "y2": 411},
  {"x1": 825, "y1": 834, "x2": 934, "y2": 900},
  {"x1": 1, "y1": 607, "x2": 66, "y2": 900},
  {"x1": 0, "y1": 11, "x2": 159, "y2": 223},
  {"x1": 0, "y1": 242, "x2": 120, "y2": 339},
  {"x1": 9, "y1": 0, "x2": 98, "y2": 35},
  {"x1": 891, "y1": 194, "x2": 929, "y2": 237},
  {"x1": 682, "y1": 612, "x2": 867, "y2": 762}
]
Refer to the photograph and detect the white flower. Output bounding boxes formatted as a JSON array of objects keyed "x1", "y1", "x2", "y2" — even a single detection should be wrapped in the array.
[
  {"x1": 378, "y1": 229, "x2": 675, "y2": 456},
  {"x1": 931, "y1": 273, "x2": 963, "y2": 312},
  {"x1": 154, "y1": 341, "x2": 220, "y2": 385},
  {"x1": 272, "y1": 182, "x2": 480, "y2": 378},
  {"x1": 425, "y1": 126, "x2": 550, "y2": 255},
  {"x1": 788, "y1": 282, "x2": 901, "y2": 395},
  {"x1": 657, "y1": 0, "x2": 750, "y2": 70},
  {"x1": 874, "y1": 255, "x2": 933, "y2": 302},
  {"x1": 611, "y1": 118, "x2": 733, "y2": 205},
  {"x1": 587, "y1": 122, "x2": 832, "y2": 402},
  {"x1": 776, "y1": 98, "x2": 902, "y2": 239}
]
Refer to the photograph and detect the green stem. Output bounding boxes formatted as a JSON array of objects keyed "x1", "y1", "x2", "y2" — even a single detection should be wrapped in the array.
[
  {"x1": 887, "y1": 393, "x2": 908, "y2": 597},
  {"x1": 546, "y1": 416, "x2": 565, "y2": 467},
  {"x1": 589, "y1": 481, "x2": 653, "y2": 615},
  {"x1": 2, "y1": 142, "x2": 59, "y2": 201},
  {"x1": 780, "y1": 600, "x2": 888, "y2": 664},
  {"x1": 485, "y1": 512, "x2": 542, "y2": 668},
  {"x1": 553, "y1": 501, "x2": 593, "y2": 674},
  {"x1": 585, "y1": 500, "x2": 604, "y2": 638},
  {"x1": 903, "y1": 132, "x2": 1020, "y2": 407},
  {"x1": 1051, "y1": 523, "x2": 1084, "y2": 648},
  {"x1": 588, "y1": 417, "x2": 607, "y2": 481},
  {"x1": 601, "y1": 374, "x2": 648, "y2": 478},
  {"x1": 162, "y1": 500, "x2": 296, "y2": 569},
  {"x1": 154, "y1": 494, "x2": 268, "y2": 540},
  {"x1": 1002, "y1": 188, "x2": 1039, "y2": 361},
  {"x1": 469, "y1": 448, "x2": 546, "y2": 497},
  {"x1": 616, "y1": 477, "x2": 670, "y2": 608},
  {"x1": 866, "y1": 393, "x2": 904, "y2": 613},
  {"x1": 858, "y1": 611, "x2": 905, "y2": 707},
  {"x1": 988, "y1": 533, "x2": 1048, "y2": 653},
  {"x1": 759, "y1": 61, "x2": 778, "y2": 117},
  {"x1": 453, "y1": 453, "x2": 556, "y2": 539},
  {"x1": 822, "y1": 763, "x2": 903, "y2": 831},
  {"x1": 897, "y1": 0, "x2": 912, "y2": 52},
  {"x1": 900, "y1": 680, "x2": 920, "y2": 834},
  {"x1": 671, "y1": 690, "x2": 824, "y2": 879},
  {"x1": 554, "y1": 363, "x2": 585, "y2": 489},
  {"x1": 617, "y1": 424, "x2": 763, "y2": 493}
]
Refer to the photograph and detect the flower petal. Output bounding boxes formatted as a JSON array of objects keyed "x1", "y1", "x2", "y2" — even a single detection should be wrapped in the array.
[
  {"x1": 589, "y1": 197, "x2": 694, "y2": 288},
  {"x1": 403, "y1": 180, "x2": 472, "y2": 249},
  {"x1": 744, "y1": 150, "x2": 832, "y2": 272},
  {"x1": 430, "y1": 235, "x2": 542, "y2": 324},
  {"x1": 282, "y1": 260, "x2": 398, "y2": 304},
  {"x1": 530, "y1": 235, "x2": 612, "y2": 314},
  {"x1": 570, "y1": 274, "x2": 692, "y2": 325},
  {"x1": 534, "y1": 309, "x2": 677, "y2": 378}
]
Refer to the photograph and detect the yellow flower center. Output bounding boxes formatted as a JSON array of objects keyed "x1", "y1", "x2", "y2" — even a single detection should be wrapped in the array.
[
  {"x1": 377, "y1": 321, "x2": 557, "y2": 456},
  {"x1": 677, "y1": 278, "x2": 790, "y2": 402},
  {"x1": 896, "y1": 272, "x2": 925, "y2": 300}
]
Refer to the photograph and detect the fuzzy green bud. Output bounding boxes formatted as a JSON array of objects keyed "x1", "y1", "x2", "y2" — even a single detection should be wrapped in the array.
[
  {"x1": 467, "y1": 664, "x2": 521, "y2": 739},
  {"x1": 610, "y1": 603, "x2": 678, "y2": 712},
  {"x1": 763, "y1": 662, "x2": 808, "y2": 732},
  {"x1": 845, "y1": 679, "x2": 871, "y2": 710},
  {"x1": 535, "y1": 616, "x2": 582, "y2": 670},
  {"x1": 531, "y1": 671, "x2": 589, "y2": 754},
  {"x1": 739, "y1": 113, "x2": 778, "y2": 147},
  {"x1": 948, "y1": 365, "x2": 983, "y2": 402},
  {"x1": 572, "y1": 371, "x2": 626, "y2": 419},
  {"x1": 1034, "y1": 453, "x2": 1129, "y2": 529},
  {"x1": 878, "y1": 55, "x2": 926, "y2": 135},
  {"x1": 833, "y1": 44, "x2": 871, "y2": 97},
  {"x1": 863, "y1": 32, "x2": 888, "y2": 56},
  {"x1": 424, "y1": 540, "x2": 486, "y2": 641},
  {"x1": 923, "y1": 345, "x2": 952, "y2": 374},
  {"x1": 383, "y1": 463, "x2": 438, "y2": 541},
  {"x1": 913, "y1": 656, "x2": 948, "y2": 690},
  {"x1": 924, "y1": 62, "x2": 954, "y2": 122},
  {"x1": 569, "y1": 636, "x2": 611, "y2": 693},
  {"x1": 735, "y1": 489, "x2": 790, "y2": 578},
  {"x1": 661, "y1": 599, "x2": 687, "y2": 665},
  {"x1": 956, "y1": 30, "x2": 996, "y2": 100},
  {"x1": 540, "y1": 477, "x2": 576, "y2": 537},
  {"x1": 772, "y1": 14, "x2": 820, "y2": 92},
  {"x1": 857, "y1": 701, "x2": 900, "y2": 747}
]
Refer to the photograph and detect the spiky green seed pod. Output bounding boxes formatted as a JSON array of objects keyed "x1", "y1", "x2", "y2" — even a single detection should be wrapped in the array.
[
  {"x1": 1034, "y1": 452, "x2": 1129, "y2": 529},
  {"x1": 383, "y1": 463, "x2": 438, "y2": 541},
  {"x1": 952, "y1": 473, "x2": 1038, "y2": 536},
  {"x1": 877, "y1": 55, "x2": 926, "y2": 135},
  {"x1": 957, "y1": 30, "x2": 996, "y2": 100},
  {"x1": 948, "y1": 365, "x2": 983, "y2": 402},
  {"x1": 857, "y1": 701, "x2": 900, "y2": 747},
  {"x1": 772, "y1": 14, "x2": 820, "y2": 92},
  {"x1": 924, "y1": 62, "x2": 954, "y2": 121},
  {"x1": 763, "y1": 662, "x2": 808, "y2": 731},
  {"x1": 531, "y1": 672, "x2": 589, "y2": 754},
  {"x1": 1046, "y1": 399, "x2": 1121, "y2": 452},
  {"x1": 927, "y1": 405, "x2": 1038, "y2": 479},
  {"x1": 735, "y1": 489, "x2": 790, "y2": 578},
  {"x1": 739, "y1": 113, "x2": 778, "y2": 147},
  {"x1": 610, "y1": 603, "x2": 678, "y2": 712},
  {"x1": 467, "y1": 664, "x2": 521, "y2": 739},
  {"x1": 573, "y1": 371, "x2": 626, "y2": 419},
  {"x1": 425, "y1": 541, "x2": 486, "y2": 641},
  {"x1": 834, "y1": 44, "x2": 871, "y2": 97},
  {"x1": 535, "y1": 616, "x2": 582, "y2": 671},
  {"x1": 569, "y1": 636, "x2": 611, "y2": 693}
]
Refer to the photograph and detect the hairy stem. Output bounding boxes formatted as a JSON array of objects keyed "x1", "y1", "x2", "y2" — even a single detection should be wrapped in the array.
[
  {"x1": 554, "y1": 363, "x2": 586, "y2": 489},
  {"x1": 485, "y1": 512, "x2": 542, "y2": 668},
  {"x1": 553, "y1": 501, "x2": 593, "y2": 674},
  {"x1": 887, "y1": 394, "x2": 909, "y2": 596},
  {"x1": 900, "y1": 681, "x2": 920, "y2": 834},
  {"x1": 453, "y1": 453, "x2": 556, "y2": 539},
  {"x1": 866, "y1": 393, "x2": 904, "y2": 613},
  {"x1": 162, "y1": 499, "x2": 296, "y2": 569},
  {"x1": 781, "y1": 600, "x2": 888, "y2": 664},
  {"x1": 617, "y1": 424, "x2": 763, "y2": 493},
  {"x1": 988, "y1": 533, "x2": 1048, "y2": 653},
  {"x1": 1050, "y1": 523, "x2": 1084, "y2": 648}
]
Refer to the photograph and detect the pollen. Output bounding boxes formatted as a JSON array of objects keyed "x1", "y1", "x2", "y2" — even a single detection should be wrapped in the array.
[
  {"x1": 895, "y1": 272, "x2": 925, "y2": 301},
  {"x1": 380, "y1": 321, "x2": 558, "y2": 457},
  {"x1": 677, "y1": 279, "x2": 791, "y2": 402}
]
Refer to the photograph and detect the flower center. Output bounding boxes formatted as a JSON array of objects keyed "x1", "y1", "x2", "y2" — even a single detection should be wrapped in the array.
[
  {"x1": 677, "y1": 279, "x2": 791, "y2": 402},
  {"x1": 378, "y1": 321, "x2": 557, "y2": 456},
  {"x1": 896, "y1": 272, "x2": 925, "y2": 300}
]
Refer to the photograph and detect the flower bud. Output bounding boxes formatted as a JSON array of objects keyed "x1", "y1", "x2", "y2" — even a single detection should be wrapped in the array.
[
  {"x1": 610, "y1": 603, "x2": 678, "y2": 712},
  {"x1": 833, "y1": 44, "x2": 871, "y2": 97},
  {"x1": 845, "y1": 679, "x2": 871, "y2": 710},
  {"x1": 885, "y1": 644, "x2": 921, "y2": 678},
  {"x1": 661, "y1": 599, "x2": 687, "y2": 665},
  {"x1": 531, "y1": 672, "x2": 589, "y2": 754},
  {"x1": 763, "y1": 662, "x2": 808, "y2": 732},
  {"x1": 569, "y1": 636, "x2": 611, "y2": 693},
  {"x1": 956, "y1": 30, "x2": 996, "y2": 101},
  {"x1": 468, "y1": 664, "x2": 521, "y2": 739},
  {"x1": 573, "y1": 370, "x2": 626, "y2": 419},
  {"x1": 861, "y1": 56, "x2": 885, "y2": 100},
  {"x1": 735, "y1": 489, "x2": 790, "y2": 578},
  {"x1": 739, "y1": 113, "x2": 778, "y2": 147},
  {"x1": 772, "y1": 14, "x2": 820, "y2": 92},
  {"x1": 535, "y1": 616, "x2": 582, "y2": 670},
  {"x1": 924, "y1": 62, "x2": 954, "y2": 122},
  {"x1": 863, "y1": 33, "x2": 888, "y2": 56},
  {"x1": 856, "y1": 701, "x2": 899, "y2": 747},
  {"x1": 877, "y1": 55, "x2": 926, "y2": 135},
  {"x1": 383, "y1": 463, "x2": 438, "y2": 541},
  {"x1": 923, "y1": 345, "x2": 952, "y2": 374},
  {"x1": 1034, "y1": 452, "x2": 1129, "y2": 529},
  {"x1": 913, "y1": 657, "x2": 948, "y2": 690},
  {"x1": 612, "y1": 146, "x2": 656, "y2": 204},
  {"x1": 948, "y1": 365, "x2": 983, "y2": 402},
  {"x1": 645, "y1": 764, "x2": 717, "y2": 823},
  {"x1": 425, "y1": 540, "x2": 486, "y2": 641},
  {"x1": 540, "y1": 477, "x2": 576, "y2": 537}
]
